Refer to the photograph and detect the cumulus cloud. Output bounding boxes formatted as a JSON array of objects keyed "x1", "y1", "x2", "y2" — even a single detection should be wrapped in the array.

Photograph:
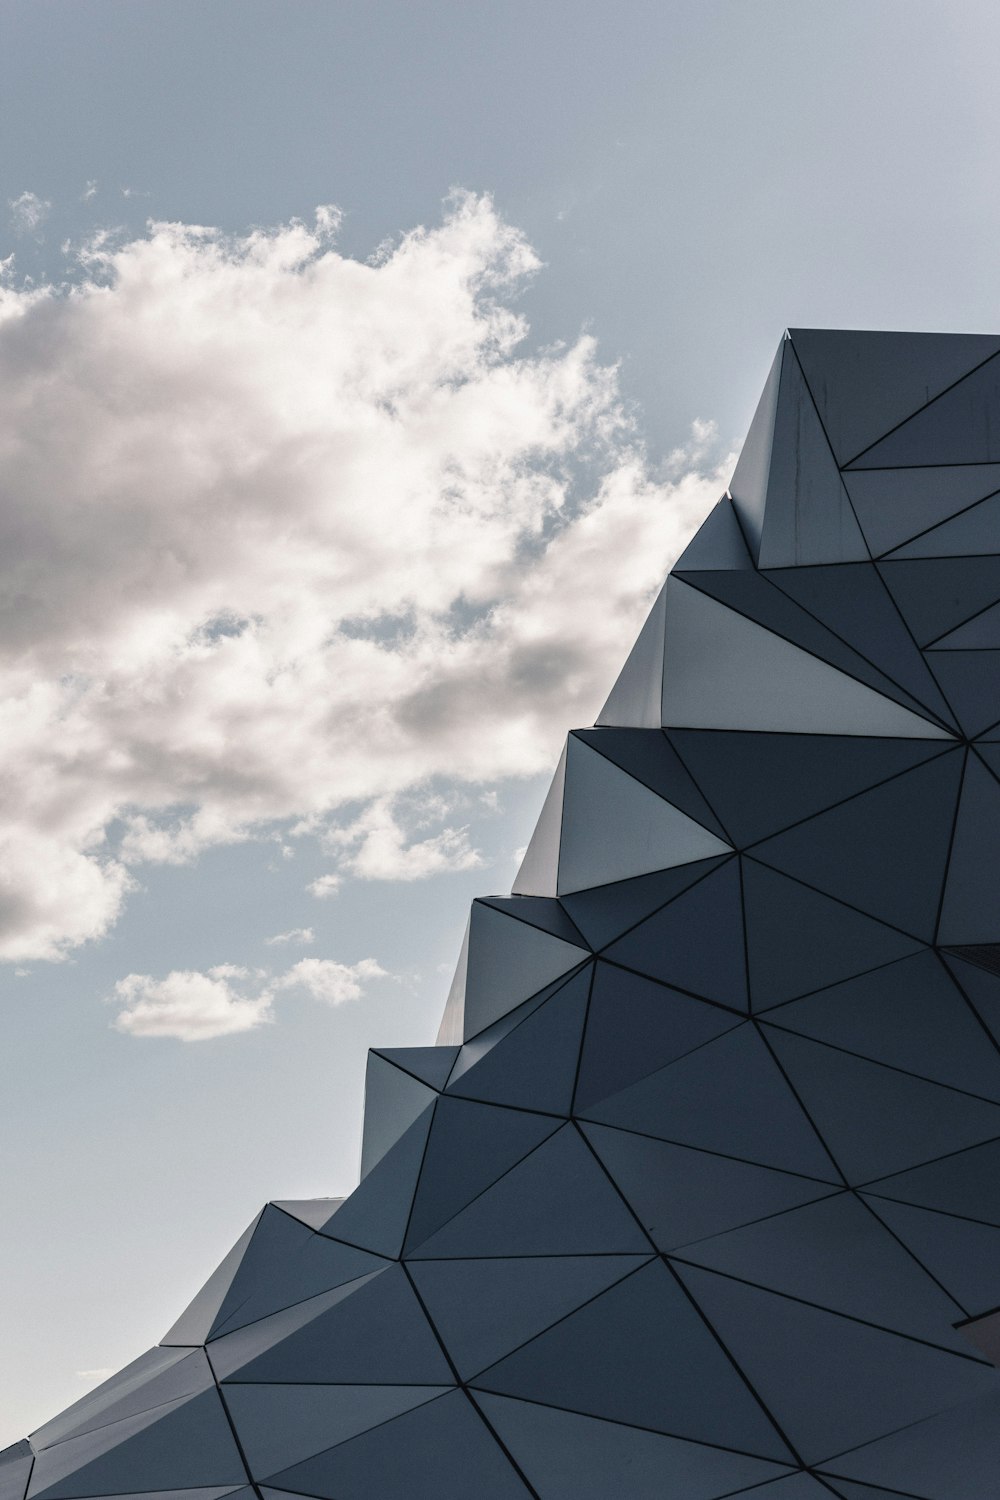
[
  {"x1": 8, "y1": 190, "x2": 50, "y2": 234},
  {"x1": 0, "y1": 193, "x2": 724, "y2": 963},
  {"x1": 110, "y1": 955, "x2": 387, "y2": 1041},
  {"x1": 274, "y1": 956, "x2": 387, "y2": 1006},
  {"x1": 112, "y1": 965, "x2": 273, "y2": 1040},
  {"x1": 265, "y1": 927, "x2": 315, "y2": 946}
]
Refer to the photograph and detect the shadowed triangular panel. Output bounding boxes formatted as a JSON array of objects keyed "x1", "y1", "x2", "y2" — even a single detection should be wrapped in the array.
[
  {"x1": 850, "y1": 350, "x2": 1000, "y2": 467},
  {"x1": 843, "y1": 463, "x2": 1000, "y2": 555},
  {"x1": 674, "y1": 1262, "x2": 996, "y2": 1467},
  {"x1": 658, "y1": 578, "x2": 948, "y2": 738},
  {"x1": 475, "y1": 1395, "x2": 794, "y2": 1500},
  {"x1": 790, "y1": 328, "x2": 1000, "y2": 465},
  {"x1": 820, "y1": 1389, "x2": 1000, "y2": 1499},
  {"x1": 555, "y1": 733, "x2": 731, "y2": 893},
  {"x1": 473, "y1": 1259, "x2": 793, "y2": 1460}
]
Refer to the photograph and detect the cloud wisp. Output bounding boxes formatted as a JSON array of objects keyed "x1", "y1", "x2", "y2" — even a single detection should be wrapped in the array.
[
  {"x1": 0, "y1": 193, "x2": 725, "y2": 964},
  {"x1": 111, "y1": 956, "x2": 388, "y2": 1041}
]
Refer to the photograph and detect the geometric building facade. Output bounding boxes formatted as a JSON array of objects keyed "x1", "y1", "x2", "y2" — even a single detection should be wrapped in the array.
[{"x1": 8, "y1": 328, "x2": 1000, "y2": 1497}]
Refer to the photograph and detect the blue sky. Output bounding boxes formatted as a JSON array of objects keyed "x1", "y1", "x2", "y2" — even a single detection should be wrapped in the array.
[{"x1": 2, "y1": 0, "x2": 999, "y2": 1443}]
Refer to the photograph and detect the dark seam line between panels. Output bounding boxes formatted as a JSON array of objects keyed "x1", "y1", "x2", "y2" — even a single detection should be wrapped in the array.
[
  {"x1": 786, "y1": 343, "x2": 874, "y2": 562},
  {"x1": 266, "y1": 1202, "x2": 391, "y2": 1255},
  {"x1": 874, "y1": 566, "x2": 1000, "y2": 725},
  {"x1": 591, "y1": 952, "x2": 746, "y2": 1019},
  {"x1": 859, "y1": 1187, "x2": 1000, "y2": 1237},
  {"x1": 756, "y1": 951, "x2": 945, "y2": 1022},
  {"x1": 479, "y1": 898, "x2": 590, "y2": 952},
  {"x1": 569, "y1": 1118, "x2": 806, "y2": 1467},
  {"x1": 928, "y1": 643, "x2": 1000, "y2": 653},
  {"x1": 941, "y1": 942, "x2": 1000, "y2": 1074},
  {"x1": 840, "y1": 349, "x2": 1000, "y2": 469},
  {"x1": 816, "y1": 1392, "x2": 1000, "y2": 1483},
  {"x1": 956, "y1": 1298, "x2": 1000, "y2": 1323},
  {"x1": 458, "y1": 1259, "x2": 655, "y2": 1384},
  {"x1": 760, "y1": 569, "x2": 956, "y2": 730},
  {"x1": 852, "y1": 1196, "x2": 975, "y2": 1321},
  {"x1": 664, "y1": 1255, "x2": 991, "y2": 1364},
  {"x1": 396, "y1": 1097, "x2": 441, "y2": 1257},
  {"x1": 206, "y1": 1219, "x2": 331, "y2": 1340},
  {"x1": 570, "y1": 729, "x2": 728, "y2": 842},
  {"x1": 201, "y1": 1347, "x2": 264, "y2": 1500},
  {"x1": 24, "y1": 1382, "x2": 211, "y2": 1457},
  {"x1": 816, "y1": 1474, "x2": 926, "y2": 1500},
  {"x1": 568, "y1": 728, "x2": 667, "y2": 796},
  {"x1": 860, "y1": 1172, "x2": 985, "y2": 1300},
  {"x1": 757, "y1": 1017, "x2": 1000, "y2": 1109},
  {"x1": 662, "y1": 729, "x2": 739, "y2": 846},
  {"x1": 742, "y1": 853, "x2": 935, "y2": 949},
  {"x1": 458, "y1": 960, "x2": 593, "y2": 1054},
  {"x1": 479, "y1": 894, "x2": 590, "y2": 942},
  {"x1": 368, "y1": 1051, "x2": 453, "y2": 1092},
  {"x1": 572, "y1": 1009, "x2": 749, "y2": 1111},
  {"x1": 921, "y1": 594, "x2": 1000, "y2": 649},
  {"x1": 657, "y1": 1256, "x2": 805, "y2": 1468},
  {"x1": 440, "y1": 1089, "x2": 573, "y2": 1127},
  {"x1": 452, "y1": 962, "x2": 593, "y2": 1065},
  {"x1": 206, "y1": 1269, "x2": 387, "y2": 1345},
  {"x1": 971, "y1": 705, "x2": 1000, "y2": 740},
  {"x1": 662, "y1": 1188, "x2": 850, "y2": 1260},
  {"x1": 672, "y1": 575, "x2": 955, "y2": 737},
  {"x1": 856, "y1": 1126, "x2": 1000, "y2": 1194},
  {"x1": 564, "y1": 855, "x2": 729, "y2": 923},
  {"x1": 879, "y1": 483, "x2": 1000, "y2": 559},
  {"x1": 396, "y1": 1252, "x2": 661, "y2": 1262},
  {"x1": 463, "y1": 1384, "x2": 797, "y2": 1475},
  {"x1": 894, "y1": 552, "x2": 1000, "y2": 566},
  {"x1": 848, "y1": 458, "x2": 1000, "y2": 473},
  {"x1": 575, "y1": 1117, "x2": 841, "y2": 1189},
  {"x1": 567, "y1": 1119, "x2": 654, "y2": 1253},
  {"x1": 589, "y1": 852, "x2": 739, "y2": 957},
  {"x1": 460, "y1": 1389, "x2": 542, "y2": 1500},
  {"x1": 931, "y1": 945, "x2": 1000, "y2": 1068},
  {"x1": 665, "y1": 724, "x2": 946, "y2": 739},
  {"x1": 970, "y1": 743, "x2": 1000, "y2": 791},
  {"x1": 932, "y1": 747, "x2": 969, "y2": 947},
  {"x1": 567, "y1": 959, "x2": 597, "y2": 1118},
  {"x1": 750, "y1": 1022, "x2": 848, "y2": 1188},
  {"x1": 252, "y1": 1390, "x2": 468, "y2": 1495},
  {"x1": 398, "y1": 1263, "x2": 544, "y2": 1500},
  {"x1": 218, "y1": 1378, "x2": 458, "y2": 1387},
  {"x1": 15, "y1": 1459, "x2": 33, "y2": 1500},
  {"x1": 399, "y1": 1122, "x2": 571, "y2": 1257},
  {"x1": 737, "y1": 855, "x2": 755, "y2": 1010},
  {"x1": 679, "y1": 555, "x2": 952, "y2": 732}
]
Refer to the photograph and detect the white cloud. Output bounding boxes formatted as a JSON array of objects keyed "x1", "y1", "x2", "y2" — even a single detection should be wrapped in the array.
[
  {"x1": 275, "y1": 956, "x2": 387, "y2": 1006},
  {"x1": 81, "y1": 181, "x2": 98, "y2": 203},
  {"x1": 110, "y1": 955, "x2": 387, "y2": 1040},
  {"x1": 112, "y1": 965, "x2": 273, "y2": 1041},
  {"x1": 8, "y1": 190, "x2": 50, "y2": 234},
  {"x1": 0, "y1": 194, "x2": 724, "y2": 963},
  {"x1": 308, "y1": 874, "x2": 342, "y2": 900},
  {"x1": 265, "y1": 926, "x2": 315, "y2": 946},
  {"x1": 322, "y1": 794, "x2": 485, "y2": 883}
]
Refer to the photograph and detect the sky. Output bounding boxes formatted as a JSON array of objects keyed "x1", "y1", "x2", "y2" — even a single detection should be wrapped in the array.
[{"x1": 1, "y1": 0, "x2": 999, "y2": 1444}]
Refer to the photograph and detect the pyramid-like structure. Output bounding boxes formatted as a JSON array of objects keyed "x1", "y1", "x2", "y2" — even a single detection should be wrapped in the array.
[{"x1": 9, "y1": 329, "x2": 1000, "y2": 1498}]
